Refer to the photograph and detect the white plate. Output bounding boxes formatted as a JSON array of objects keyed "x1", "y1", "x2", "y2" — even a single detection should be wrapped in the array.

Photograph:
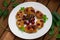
[{"x1": 8, "y1": 2, "x2": 52, "y2": 39}]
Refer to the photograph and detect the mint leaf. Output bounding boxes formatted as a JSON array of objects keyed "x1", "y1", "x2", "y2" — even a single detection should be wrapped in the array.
[
  {"x1": 20, "y1": 26, "x2": 25, "y2": 32},
  {"x1": 3, "y1": 0, "x2": 8, "y2": 7},
  {"x1": 20, "y1": 7, "x2": 25, "y2": 11},
  {"x1": 2, "y1": 9, "x2": 9, "y2": 19},
  {"x1": 13, "y1": 3, "x2": 19, "y2": 8},
  {"x1": 43, "y1": 15, "x2": 48, "y2": 23}
]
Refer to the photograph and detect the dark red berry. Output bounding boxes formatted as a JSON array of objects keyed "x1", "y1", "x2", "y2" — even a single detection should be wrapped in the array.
[
  {"x1": 26, "y1": 22, "x2": 30, "y2": 25},
  {"x1": 31, "y1": 21, "x2": 35, "y2": 24},
  {"x1": 31, "y1": 18, "x2": 35, "y2": 21},
  {"x1": 22, "y1": 15, "x2": 26, "y2": 20},
  {"x1": 24, "y1": 20, "x2": 30, "y2": 25},
  {"x1": 29, "y1": 20, "x2": 32, "y2": 23}
]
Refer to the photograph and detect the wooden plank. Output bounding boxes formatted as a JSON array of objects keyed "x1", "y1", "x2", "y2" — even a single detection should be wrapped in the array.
[
  {"x1": 0, "y1": 0, "x2": 10, "y2": 11},
  {"x1": 37, "y1": 0, "x2": 49, "y2": 6},
  {"x1": 0, "y1": 0, "x2": 11, "y2": 37},
  {"x1": 25, "y1": 0, "x2": 37, "y2": 2},
  {"x1": 6, "y1": 27, "x2": 10, "y2": 31},
  {"x1": 37, "y1": 0, "x2": 44, "y2": 3},
  {"x1": 47, "y1": 0, "x2": 59, "y2": 12},
  {"x1": 50, "y1": 27, "x2": 58, "y2": 40},
  {"x1": 0, "y1": 0, "x2": 5, "y2": 11},
  {"x1": 8, "y1": 0, "x2": 25, "y2": 12},
  {"x1": 0, "y1": 31, "x2": 15, "y2": 40},
  {"x1": 57, "y1": 6, "x2": 60, "y2": 14},
  {"x1": 34, "y1": 37, "x2": 43, "y2": 40},
  {"x1": 14, "y1": 37, "x2": 23, "y2": 40},
  {"x1": 44, "y1": 0, "x2": 60, "y2": 40},
  {"x1": 44, "y1": 27, "x2": 58, "y2": 40}
]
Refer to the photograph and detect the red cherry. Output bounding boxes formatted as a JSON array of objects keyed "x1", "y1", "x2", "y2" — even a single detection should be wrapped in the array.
[
  {"x1": 31, "y1": 21, "x2": 35, "y2": 24},
  {"x1": 24, "y1": 21, "x2": 30, "y2": 25},
  {"x1": 26, "y1": 22, "x2": 30, "y2": 25},
  {"x1": 31, "y1": 18, "x2": 35, "y2": 21}
]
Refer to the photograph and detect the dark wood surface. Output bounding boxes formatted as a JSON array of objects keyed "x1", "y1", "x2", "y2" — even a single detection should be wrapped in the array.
[{"x1": 0, "y1": 0, "x2": 60, "y2": 40}]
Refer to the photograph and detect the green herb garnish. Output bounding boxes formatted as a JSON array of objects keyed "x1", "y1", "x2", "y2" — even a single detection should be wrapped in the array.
[
  {"x1": 2, "y1": 9, "x2": 9, "y2": 19},
  {"x1": 20, "y1": 26, "x2": 25, "y2": 32},
  {"x1": 3, "y1": 0, "x2": 8, "y2": 7},
  {"x1": 43, "y1": 15, "x2": 48, "y2": 23},
  {"x1": 20, "y1": 7, "x2": 25, "y2": 11}
]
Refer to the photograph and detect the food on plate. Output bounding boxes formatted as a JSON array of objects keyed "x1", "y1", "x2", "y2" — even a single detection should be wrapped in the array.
[
  {"x1": 36, "y1": 19, "x2": 44, "y2": 29},
  {"x1": 16, "y1": 10, "x2": 24, "y2": 19},
  {"x1": 36, "y1": 11, "x2": 43, "y2": 19},
  {"x1": 16, "y1": 7, "x2": 48, "y2": 33},
  {"x1": 25, "y1": 7, "x2": 35, "y2": 15},
  {"x1": 16, "y1": 18, "x2": 24, "y2": 28},
  {"x1": 25, "y1": 25, "x2": 37, "y2": 33}
]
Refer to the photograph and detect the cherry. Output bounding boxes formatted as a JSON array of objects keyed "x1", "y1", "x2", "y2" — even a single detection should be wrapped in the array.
[
  {"x1": 26, "y1": 22, "x2": 30, "y2": 25},
  {"x1": 31, "y1": 21, "x2": 35, "y2": 24},
  {"x1": 31, "y1": 18, "x2": 35, "y2": 21},
  {"x1": 22, "y1": 15, "x2": 26, "y2": 20},
  {"x1": 24, "y1": 20, "x2": 30, "y2": 25}
]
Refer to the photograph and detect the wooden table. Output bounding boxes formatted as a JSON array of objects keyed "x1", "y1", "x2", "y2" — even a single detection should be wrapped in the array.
[{"x1": 0, "y1": 0, "x2": 60, "y2": 40}]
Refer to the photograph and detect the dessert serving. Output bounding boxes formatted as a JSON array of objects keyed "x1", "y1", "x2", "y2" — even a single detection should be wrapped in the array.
[{"x1": 16, "y1": 7, "x2": 48, "y2": 33}]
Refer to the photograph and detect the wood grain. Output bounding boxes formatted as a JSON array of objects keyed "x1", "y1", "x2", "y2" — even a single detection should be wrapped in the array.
[
  {"x1": 0, "y1": 31, "x2": 15, "y2": 40},
  {"x1": 0, "y1": 0, "x2": 11, "y2": 37},
  {"x1": 44, "y1": 0, "x2": 60, "y2": 40},
  {"x1": 25, "y1": 0, "x2": 37, "y2": 2},
  {"x1": 37, "y1": 0, "x2": 49, "y2": 6},
  {"x1": 57, "y1": 6, "x2": 60, "y2": 14},
  {"x1": 47, "y1": 0, "x2": 60, "y2": 12}
]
